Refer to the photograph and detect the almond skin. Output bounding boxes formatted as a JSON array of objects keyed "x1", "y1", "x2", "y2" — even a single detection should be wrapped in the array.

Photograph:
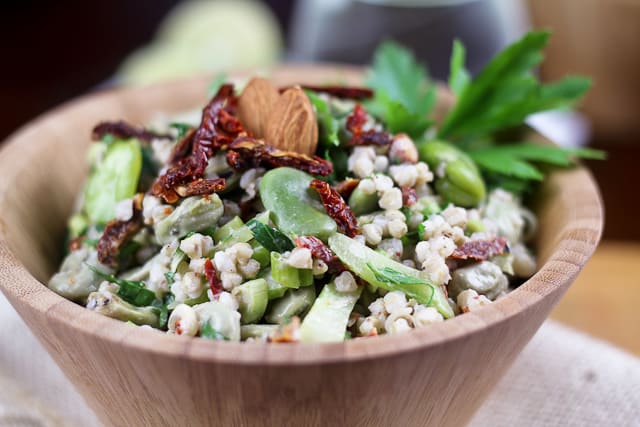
[
  {"x1": 237, "y1": 77, "x2": 280, "y2": 138},
  {"x1": 264, "y1": 87, "x2": 318, "y2": 156}
]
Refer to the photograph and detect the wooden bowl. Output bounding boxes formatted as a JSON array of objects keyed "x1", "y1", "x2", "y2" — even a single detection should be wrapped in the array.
[{"x1": 0, "y1": 65, "x2": 603, "y2": 427}]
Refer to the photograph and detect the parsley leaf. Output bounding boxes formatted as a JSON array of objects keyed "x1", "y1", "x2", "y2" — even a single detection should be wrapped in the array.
[
  {"x1": 366, "y1": 262, "x2": 435, "y2": 305},
  {"x1": 468, "y1": 143, "x2": 606, "y2": 181},
  {"x1": 449, "y1": 39, "x2": 471, "y2": 97},
  {"x1": 439, "y1": 31, "x2": 591, "y2": 139},
  {"x1": 366, "y1": 41, "x2": 436, "y2": 138},
  {"x1": 87, "y1": 265, "x2": 156, "y2": 307},
  {"x1": 246, "y1": 219, "x2": 294, "y2": 253}
]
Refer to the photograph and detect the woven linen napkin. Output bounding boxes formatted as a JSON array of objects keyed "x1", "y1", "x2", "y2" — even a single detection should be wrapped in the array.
[{"x1": 1, "y1": 292, "x2": 638, "y2": 427}]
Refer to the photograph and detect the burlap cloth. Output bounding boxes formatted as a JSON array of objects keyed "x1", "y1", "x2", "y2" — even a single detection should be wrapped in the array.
[{"x1": 1, "y1": 292, "x2": 638, "y2": 427}]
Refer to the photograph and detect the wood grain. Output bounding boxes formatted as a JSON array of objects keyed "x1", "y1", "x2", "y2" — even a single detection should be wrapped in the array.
[{"x1": 0, "y1": 65, "x2": 603, "y2": 427}]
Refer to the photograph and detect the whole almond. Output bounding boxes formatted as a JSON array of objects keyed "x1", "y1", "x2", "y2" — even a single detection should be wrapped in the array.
[
  {"x1": 237, "y1": 77, "x2": 280, "y2": 138},
  {"x1": 265, "y1": 87, "x2": 318, "y2": 156}
]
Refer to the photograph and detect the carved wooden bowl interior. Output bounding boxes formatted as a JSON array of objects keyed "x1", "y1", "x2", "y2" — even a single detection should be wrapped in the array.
[{"x1": 0, "y1": 66, "x2": 603, "y2": 427}]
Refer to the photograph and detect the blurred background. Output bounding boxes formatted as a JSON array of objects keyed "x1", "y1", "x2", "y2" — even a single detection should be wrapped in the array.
[{"x1": 0, "y1": 0, "x2": 638, "y2": 354}]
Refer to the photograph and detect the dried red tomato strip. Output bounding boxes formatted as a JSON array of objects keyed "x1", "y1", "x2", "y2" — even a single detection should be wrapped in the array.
[
  {"x1": 309, "y1": 179, "x2": 359, "y2": 237},
  {"x1": 333, "y1": 179, "x2": 360, "y2": 199},
  {"x1": 152, "y1": 84, "x2": 246, "y2": 203},
  {"x1": 192, "y1": 84, "x2": 246, "y2": 159},
  {"x1": 295, "y1": 85, "x2": 374, "y2": 100},
  {"x1": 204, "y1": 258, "x2": 223, "y2": 296},
  {"x1": 92, "y1": 120, "x2": 171, "y2": 142},
  {"x1": 96, "y1": 194, "x2": 144, "y2": 267},
  {"x1": 401, "y1": 186, "x2": 417, "y2": 207},
  {"x1": 168, "y1": 127, "x2": 196, "y2": 165},
  {"x1": 295, "y1": 236, "x2": 344, "y2": 274},
  {"x1": 450, "y1": 237, "x2": 509, "y2": 262},
  {"x1": 346, "y1": 104, "x2": 392, "y2": 147},
  {"x1": 226, "y1": 137, "x2": 333, "y2": 176},
  {"x1": 173, "y1": 178, "x2": 226, "y2": 199}
]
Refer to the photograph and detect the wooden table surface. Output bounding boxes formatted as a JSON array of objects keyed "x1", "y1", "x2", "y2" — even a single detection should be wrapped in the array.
[{"x1": 551, "y1": 241, "x2": 640, "y2": 356}]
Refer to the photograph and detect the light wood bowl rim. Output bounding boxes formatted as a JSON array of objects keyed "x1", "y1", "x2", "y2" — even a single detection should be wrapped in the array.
[{"x1": 0, "y1": 64, "x2": 603, "y2": 365}]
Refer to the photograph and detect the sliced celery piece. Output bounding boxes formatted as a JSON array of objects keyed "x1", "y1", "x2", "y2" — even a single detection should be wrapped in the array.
[
  {"x1": 328, "y1": 233, "x2": 454, "y2": 318},
  {"x1": 270, "y1": 252, "x2": 313, "y2": 288},
  {"x1": 84, "y1": 139, "x2": 142, "y2": 224},
  {"x1": 232, "y1": 278, "x2": 268, "y2": 324},
  {"x1": 264, "y1": 287, "x2": 316, "y2": 324},
  {"x1": 300, "y1": 282, "x2": 363, "y2": 343}
]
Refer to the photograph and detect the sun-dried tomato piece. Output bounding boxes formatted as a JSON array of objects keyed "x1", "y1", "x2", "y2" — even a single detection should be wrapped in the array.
[
  {"x1": 346, "y1": 104, "x2": 392, "y2": 147},
  {"x1": 192, "y1": 84, "x2": 247, "y2": 159},
  {"x1": 96, "y1": 194, "x2": 144, "y2": 268},
  {"x1": 450, "y1": 237, "x2": 509, "y2": 262},
  {"x1": 168, "y1": 127, "x2": 196, "y2": 165},
  {"x1": 294, "y1": 85, "x2": 374, "y2": 100},
  {"x1": 173, "y1": 178, "x2": 226, "y2": 199},
  {"x1": 295, "y1": 236, "x2": 344, "y2": 274},
  {"x1": 92, "y1": 120, "x2": 171, "y2": 142},
  {"x1": 309, "y1": 179, "x2": 359, "y2": 237},
  {"x1": 153, "y1": 84, "x2": 246, "y2": 203},
  {"x1": 401, "y1": 186, "x2": 417, "y2": 207},
  {"x1": 333, "y1": 178, "x2": 360, "y2": 199},
  {"x1": 226, "y1": 137, "x2": 333, "y2": 176},
  {"x1": 204, "y1": 258, "x2": 223, "y2": 296}
]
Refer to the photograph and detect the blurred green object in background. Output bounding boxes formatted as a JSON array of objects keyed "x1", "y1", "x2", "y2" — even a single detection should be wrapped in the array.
[{"x1": 117, "y1": 0, "x2": 283, "y2": 85}]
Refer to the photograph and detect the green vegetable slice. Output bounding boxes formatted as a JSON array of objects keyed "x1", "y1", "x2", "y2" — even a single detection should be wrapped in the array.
[
  {"x1": 270, "y1": 252, "x2": 313, "y2": 289},
  {"x1": 328, "y1": 233, "x2": 453, "y2": 318},
  {"x1": 232, "y1": 279, "x2": 269, "y2": 324},
  {"x1": 84, "y1": 139, "x2": 142, "y2": 224},
  {"x1": 299, "y1": 281, "x2": 363, "y2": 343}
]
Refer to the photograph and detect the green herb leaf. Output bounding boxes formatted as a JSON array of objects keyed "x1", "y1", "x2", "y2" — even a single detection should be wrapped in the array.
[
  {"x1": 246, "y1": 219, "x2": 294, "y2": 253},
  {"x1": 449, "y1": 39, "x2": 470, "y2": 97},
  {"x1": 366, "y1": 262, "x2": 424, "y2": 285},
  {"x1": 439, "y1": 31, "x2": 591, "y2": 139},
  {"x1": 200, "y1": 322, "x2": 230, "y2": 341},
  {"x1": 370, "y1": 92, "x2": 432, "y2": 137},
  {"x1": 366, "y1": 40, "x2": 436, "y2": 138},
  {"x1": 305, "y1": 90, "x2": 340, "y2": 148},
  {"x1": 468, "y1": 143, "x2": 606, "y2": 180},
  {"x1": 87, "y1": 265, "x2": 156, "y2": 307},
  {"x1": 366, "y1": 262, "x2": 434, "y2": 304},
  {"x1": 152, "y1": 292, "x2": 175, "y2": 329}
]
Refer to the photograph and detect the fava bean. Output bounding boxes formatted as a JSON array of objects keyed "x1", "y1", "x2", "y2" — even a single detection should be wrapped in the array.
[
  {"x1": 418, "y1": 140, "x2": 485, "y2": 207},
  {"x1": 259, "y1": 167, "x2": 337, "y2": 241}
]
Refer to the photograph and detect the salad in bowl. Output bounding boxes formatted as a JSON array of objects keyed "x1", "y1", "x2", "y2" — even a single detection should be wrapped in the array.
[{"x1": 49, "y1": 31, "x2": 602, "y2": 343}]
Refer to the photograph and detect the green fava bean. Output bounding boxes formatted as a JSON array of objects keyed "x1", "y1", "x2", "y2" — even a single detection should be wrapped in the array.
[
  {"x1": 155, "y1": 195, "x2": 223, "y2": 245},
  {"x1": 418, "y1": 140, "x2": 486, "y2": 207},
  {"x1": 259, "y1": 167, "x2": 337, "y2": 241}
]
